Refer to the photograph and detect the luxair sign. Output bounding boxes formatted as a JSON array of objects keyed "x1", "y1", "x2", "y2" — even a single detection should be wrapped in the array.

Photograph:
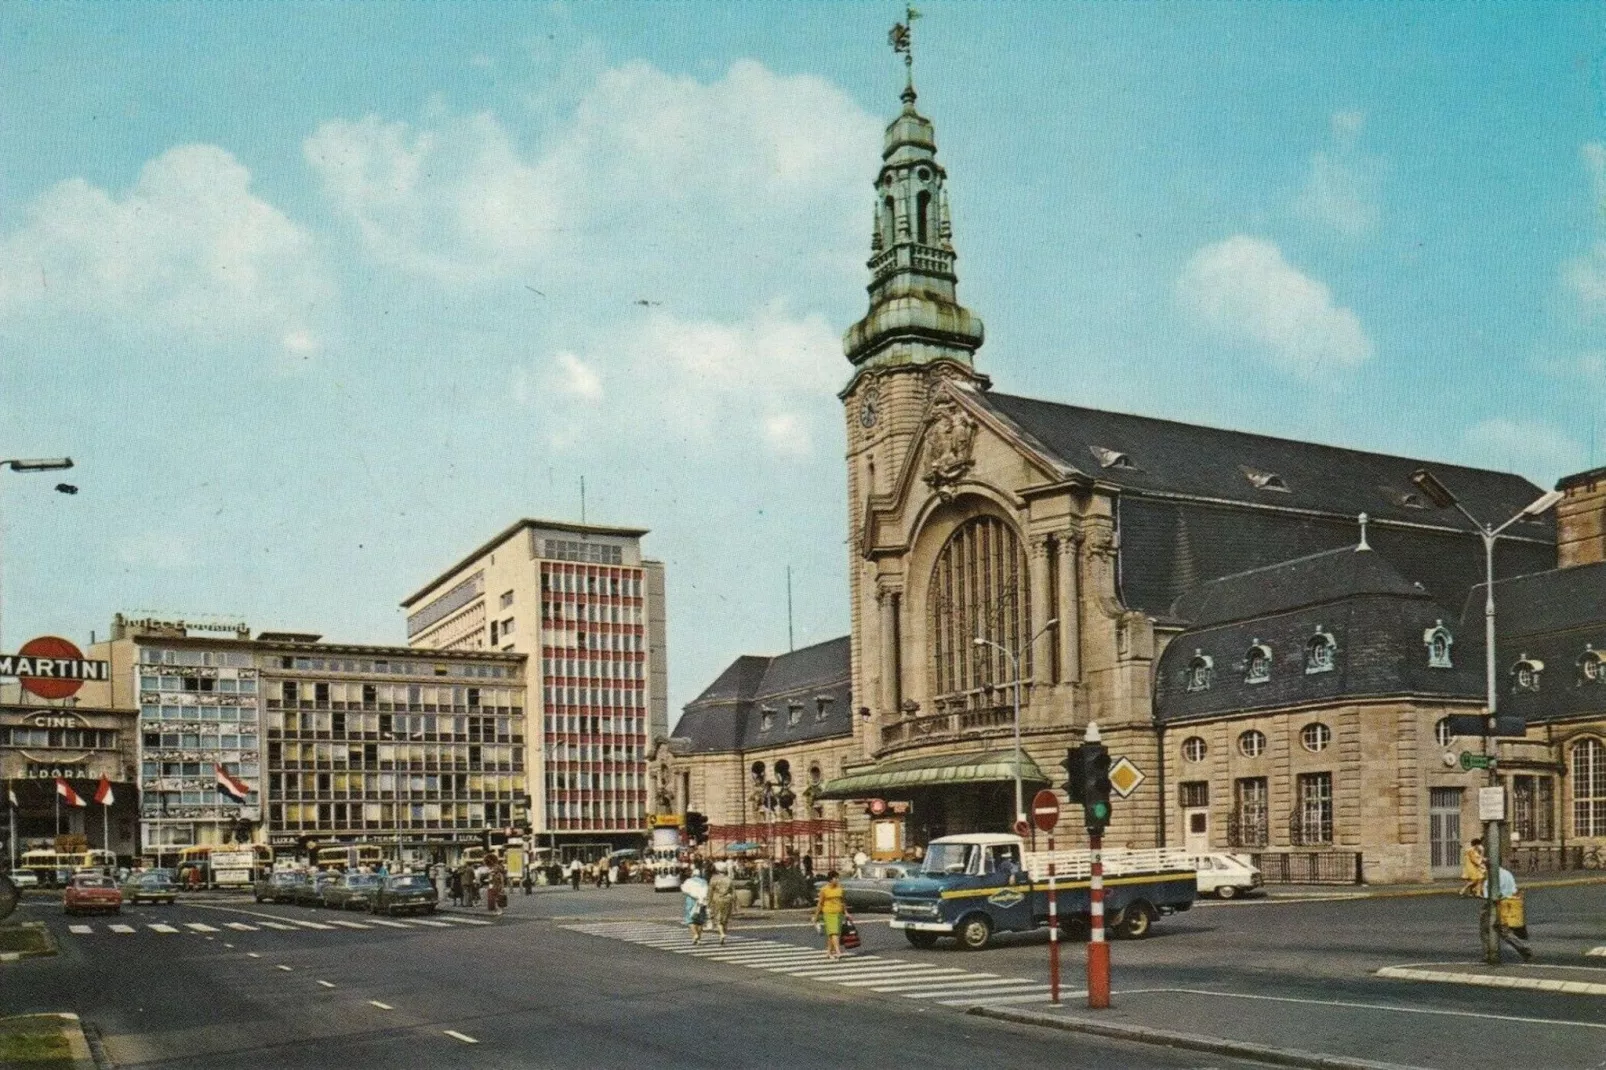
[{"x1": 0, "y1": 636, "x2": 109, "y2": 699}]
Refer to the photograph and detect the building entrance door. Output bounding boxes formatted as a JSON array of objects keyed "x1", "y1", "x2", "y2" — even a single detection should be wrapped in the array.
[
  {"x1": 1183, "y1": 809, "x2": 1210, "y2": 855},
  {"x1": 1429, "y1": 787, "x2": 1462, "y2": 876}
]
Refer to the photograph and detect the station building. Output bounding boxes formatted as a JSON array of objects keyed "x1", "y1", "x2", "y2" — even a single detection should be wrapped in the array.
[
  {"x1": 659, "y1": 77, "x2": 1606, "y2": 883},
  {"x1": 402, "y1": 519, "x2": 668, "y2": 852}
]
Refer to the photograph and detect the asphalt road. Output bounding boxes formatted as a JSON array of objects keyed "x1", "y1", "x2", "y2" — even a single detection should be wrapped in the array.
[{"x1": 4, "y1": 890, "x2": 1272, "y2": 1069}]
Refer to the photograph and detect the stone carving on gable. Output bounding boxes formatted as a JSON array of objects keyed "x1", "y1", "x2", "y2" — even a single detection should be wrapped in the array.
[{"x1": 922, "y1": 393, "x2": 979, "y2": 501}]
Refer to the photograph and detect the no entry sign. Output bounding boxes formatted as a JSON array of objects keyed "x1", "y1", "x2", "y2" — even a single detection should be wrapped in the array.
[{"x1": 1032, "y1": 788, "x2": 1060, "y2": 832}]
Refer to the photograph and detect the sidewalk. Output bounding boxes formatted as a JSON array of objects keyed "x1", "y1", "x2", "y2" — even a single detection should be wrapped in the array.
[{"x1": 1255, "y1": 873, "x2": 1606, "y2": 902}]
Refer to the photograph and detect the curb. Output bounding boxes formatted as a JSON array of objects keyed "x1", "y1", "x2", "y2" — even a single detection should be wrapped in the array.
[
  {"x1": 0, "y1": 921, "x2": 60, "y2": 961},
  {"x1": 0, "y1": 1012, "x2": 96, "y2": 1070},
  {"x1": 1260, "y1": 873, "x2": 1606, "y2": 903},
  {"x1": 968, "y1": 1005, "x2": 1429, "y2": 1070}
]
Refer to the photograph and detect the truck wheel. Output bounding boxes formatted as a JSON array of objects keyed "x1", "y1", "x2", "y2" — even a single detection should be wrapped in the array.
[
  {"x1": 1216, "y1": 884, "x2": 1238, "y2": 900},
  {"x1": 904, "y1": 930, "x2": 940, "y2": 950},
  {"x1": 1117, "y1": 902, "x2": 1154, "y2": 939},
  {"x1": 957, "y1": 915, "x2": 992, "y2": 951}
]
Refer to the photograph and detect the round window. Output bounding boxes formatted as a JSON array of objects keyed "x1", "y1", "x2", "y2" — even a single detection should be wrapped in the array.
[
  {"x1": 1182, "y1": 736, "x2": 1207, "y2": 762},
  {"x1": 1300, "y1": 722, "x2": 1331, "y2": 753},
  {"x1": 1238, "y1": 730, "x2": 1266, "y2": 758}
]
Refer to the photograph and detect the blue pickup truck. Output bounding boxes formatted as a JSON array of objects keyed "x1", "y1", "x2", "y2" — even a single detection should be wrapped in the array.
[{"x1": 889, "y1": 833, "x2": 1197, "y2": 950}]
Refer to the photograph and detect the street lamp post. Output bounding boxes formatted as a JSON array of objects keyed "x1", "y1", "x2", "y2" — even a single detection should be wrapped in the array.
[
  {"x1": 974, "y1": 619, "x2": 1058, "y2": 830},
  {"x1": 0, "y1": 458, "x2": 75, "y2": 651},
  {"x1": 1410, "y1": 468, "x2": 1563, "y2": 966}
]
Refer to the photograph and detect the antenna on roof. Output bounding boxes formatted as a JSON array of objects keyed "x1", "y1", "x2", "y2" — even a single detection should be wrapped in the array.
[{"x1": 1356, "y1": 512, "x2": 1371, "y2": 552}]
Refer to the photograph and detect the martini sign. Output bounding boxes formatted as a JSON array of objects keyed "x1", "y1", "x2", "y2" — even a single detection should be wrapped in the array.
[{"x1": 0, "y1": 636, "x2": 109, "y2": 699}]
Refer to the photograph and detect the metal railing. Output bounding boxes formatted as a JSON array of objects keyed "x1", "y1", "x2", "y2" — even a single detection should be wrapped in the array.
[{"x1": 1249, "y1": 851, "x2": 1363, "y2": 885}]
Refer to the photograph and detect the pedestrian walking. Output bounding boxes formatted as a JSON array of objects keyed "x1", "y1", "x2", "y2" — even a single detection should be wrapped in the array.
[
  {"x1": 813, "y1": 870, "x2": 849, "y2": 961},
  {"x1": 800, "y1": 854, "x2": 814, "y2": 880},
  {"x1": 1482, "y1": 865, "x2": 1533, "y2": 962},
  {"x1": 682, "y1": 866, "x2": 710, "y2": 945},
  {"x1": 487, "y1": 853, "x2": 506, "y2": 915},
  {"x1": 459, "y1": 861, "x2": 479, "y2": 907},
  {"x1": 708, "y1": 861, "x2": 736, "y2": 945},
  {"x1": 447, "y1": 867, "x2": 463, "y2": 906},
  {"x1": 568, "y1": 858, "x2": 582, "y2": 890},
  {"x1": 1460, "y1": 838, "x2": 1486, "y2": 897}
]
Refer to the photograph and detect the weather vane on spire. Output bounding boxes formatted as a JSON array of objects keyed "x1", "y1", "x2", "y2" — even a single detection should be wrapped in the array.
[{"x1": 888, "y1": 5, "x2": 922, "y2": 101}]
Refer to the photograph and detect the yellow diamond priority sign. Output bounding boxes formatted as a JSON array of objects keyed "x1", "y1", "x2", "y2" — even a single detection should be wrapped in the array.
[{"x1": 1107, "y1": 756, "x2": 1145, "y2": 799}]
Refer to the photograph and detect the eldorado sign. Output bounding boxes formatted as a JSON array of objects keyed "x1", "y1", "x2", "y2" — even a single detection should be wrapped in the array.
[{"x1": 0, "y1": 636, "x2": 109, "y2": 699}]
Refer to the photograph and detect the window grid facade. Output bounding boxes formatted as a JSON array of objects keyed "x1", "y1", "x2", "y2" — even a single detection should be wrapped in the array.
[
  {"x1": 929, "y1": 516, "x2": 1032, "y2": 703},
  {"x1": 539, "y1": 561, "x2": 649, "y2": 832},
  {"x1": 1572, "y1": 738, "x2": 1606, "y2": 838},
  {"x1": 1293, "y1": 772, "x2": 1334, "y2": 846}
]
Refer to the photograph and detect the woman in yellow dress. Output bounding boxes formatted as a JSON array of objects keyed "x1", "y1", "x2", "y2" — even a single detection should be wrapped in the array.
[
  {"x1": 1460, "y1": 837, "x2": 1486, "y2": 897},
  {"x1": 813, "y1": 870, "x2": 849, "y2": 960}
]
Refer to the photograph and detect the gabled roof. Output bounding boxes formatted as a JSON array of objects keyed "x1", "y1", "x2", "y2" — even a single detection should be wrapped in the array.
[
  {"x1": 673, "y1": 636, "x2": 853, "y2": 755},
  {"x1": 1464, "y1": 560, "x2": 1606, "y2": 640},
  {"x1": 978, "y1": 392, "x2": 1554, "y2": 533},
  {"x1": 1461, "y1": 562, "x2": 1606, "y2": 725},
  {"x1": 1171, "y1": 545, "x2": 1432, "y2": 628}
]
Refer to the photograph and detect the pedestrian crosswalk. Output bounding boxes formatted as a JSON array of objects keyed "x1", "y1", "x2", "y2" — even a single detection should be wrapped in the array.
[
  {"x1": 561, "y1": 922, "x2": 1057, "y2": 1008},
  {"x1": 57, "y1": 912, "x2": 496, "y2": 939}
]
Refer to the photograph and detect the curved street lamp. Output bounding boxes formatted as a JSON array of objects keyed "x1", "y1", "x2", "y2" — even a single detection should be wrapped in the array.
[
  {"x1": 974, "y1": 618, "x2": 1058, "y2": 832},
  {"x1": 0, "y1": 457, "x2": 76, "y2": 651}
]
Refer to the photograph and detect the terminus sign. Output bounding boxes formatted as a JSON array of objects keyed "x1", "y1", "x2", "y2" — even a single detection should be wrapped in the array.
[{"x1": 0, "y1": 636, "x2": 109, "y2": 699}]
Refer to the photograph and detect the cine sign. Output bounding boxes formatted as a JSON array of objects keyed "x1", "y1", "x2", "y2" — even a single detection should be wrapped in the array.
[{"x1": 0, "y1": 636, "x2": 109, "y2": 699}]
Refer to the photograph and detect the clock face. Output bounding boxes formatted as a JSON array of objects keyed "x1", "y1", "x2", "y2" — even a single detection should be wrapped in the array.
[{"x1": 859, "y1": 389, "x2": 880, "y2": 429}]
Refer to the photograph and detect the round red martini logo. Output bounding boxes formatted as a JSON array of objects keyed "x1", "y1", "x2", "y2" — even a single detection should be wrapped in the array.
[{"x1": 14, "y1": 636, "x2": 94, "y2": 699}]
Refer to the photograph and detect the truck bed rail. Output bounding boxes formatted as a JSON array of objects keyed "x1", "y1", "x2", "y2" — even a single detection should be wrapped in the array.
[{"x1": 1022, "y1": 848, "x2": 1194, "y2": 881}]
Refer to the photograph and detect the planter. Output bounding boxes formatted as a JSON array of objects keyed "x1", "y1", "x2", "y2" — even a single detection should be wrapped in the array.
[{"x1": 733, "y1": 883, "x2": 756, "y2": 909}]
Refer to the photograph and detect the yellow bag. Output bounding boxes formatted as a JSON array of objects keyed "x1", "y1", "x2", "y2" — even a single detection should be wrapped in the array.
[{"x1": 1496, "y1": 893, "x2": 1525, "y2": 929}]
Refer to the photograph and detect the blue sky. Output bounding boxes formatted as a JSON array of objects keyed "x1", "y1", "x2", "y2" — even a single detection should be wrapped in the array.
[{"x1": 2, "y1": 2, "x2": 1604, "y2": 717}]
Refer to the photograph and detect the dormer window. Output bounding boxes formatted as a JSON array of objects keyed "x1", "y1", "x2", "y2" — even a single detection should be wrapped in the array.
[
  {"x1": 1379, "y1": 485, "x2": 1428, "y2": 510},
  {"x1": 1580, "y1": 646, "x2": 1606, "y2": 685},
  {"x1": 1241, "y1": 466, "x2": 1290, "y2": 492},
  {"x1": 813, "y1": 694, "x2": 834, "y2": 721},
  {"x1": 1511, "y1": 655, "x2": 1543, "y2": 694},
  {"x1": 759, "y1": 706, "x2": 776, "y2": 732},
  {"x1": 1423, "y1": 621, "x2": 1454, "y2": 669},
  {"x1": 1185, "y1": 650, "x2": 1214, "y2": 692},
  {"x1": 1090, "y1": 446, "x2": 1136, "y2": 470},
  {"x1": 1305, "y1": 629, "x2": 1337, "y2": 674},
  {"x1": 1244, "y1": 642, "x2": 1272, "y2": 684},
  {"x1": 787, "y1": 701, "x2": 803, "y2": 727}
]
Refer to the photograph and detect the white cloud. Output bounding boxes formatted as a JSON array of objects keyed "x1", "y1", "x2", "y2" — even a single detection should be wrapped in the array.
[
  {"x1": 1293, "y1": 110, "x2": 1383, "y2": 239},
  {"x1": 1176, "y1": 236, "x2": 1373, "y2": 378},
  {"x1": 1560, "y1": 144, "x2": 1606, "y2": 317},
  {"x1": 304, "y1": 59, "x2": 880, "y2": 288},
  {"x1": 515, "y1": 304, "x2": 841, "y2": 459},
  {"x1": 1462, "y1": 418, "x2": 1586, "y2": 482},
  {"x1": 0, "y1": 145, "x2": 331, "y2": 355}
]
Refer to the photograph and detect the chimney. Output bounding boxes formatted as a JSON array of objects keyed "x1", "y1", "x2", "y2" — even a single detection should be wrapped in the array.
[{"x1": 1555, "y1": 466, "x2": 1606, "y2": 568}]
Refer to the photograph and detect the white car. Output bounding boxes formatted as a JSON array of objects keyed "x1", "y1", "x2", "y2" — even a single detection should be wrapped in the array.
[
  {"x1": 1190, "y1": 853, "x2": 1263, "y2": 899},
  {"x1": 7, "y1": 871, "x2": 40, "y2": 888}
]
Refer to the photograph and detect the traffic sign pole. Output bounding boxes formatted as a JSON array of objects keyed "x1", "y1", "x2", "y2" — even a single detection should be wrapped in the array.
[
  {"x1": 1087, "y1": 829, "x2": 1110, "y2": 1009},
  {"x1": 1047, "y1": 831, "x2": 1059, "y2": 1003}
]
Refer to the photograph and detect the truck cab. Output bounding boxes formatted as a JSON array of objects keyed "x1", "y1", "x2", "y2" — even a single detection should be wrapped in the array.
[{"x1": 891, "y1": 833, "x2": 1196, "y2": 950}]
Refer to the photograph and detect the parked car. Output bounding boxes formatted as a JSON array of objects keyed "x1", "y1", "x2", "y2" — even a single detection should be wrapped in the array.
[
  {"x1": 1189, "y1": 853, "x2": 1264, "y2": 899},
  {"x1": 369, "y1": 874, "x2": 439, "y2": 916},
  {"x1": 8, "y1": 871, "x2": 40, "y2": 889},
  {"x1": 63, "y1": 874, "x2": 122, "y2": 916},
  {"x1": 320, "y1": 873, "x2": 381, "y2": 911},
  {"x1": 254, "y1": 871, "x2": 311, "y2": 904},
  {"x1": 290, "y1": 872, "x2": 339, "y2": 906},
  {"x1": 121, "y1": 872, "x2": 178, "y2": 905},
  {"x1": 835, "y1": 861, "x2": 924, "y2": 912}
]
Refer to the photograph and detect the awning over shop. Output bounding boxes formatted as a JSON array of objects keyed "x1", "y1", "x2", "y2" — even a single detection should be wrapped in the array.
[{"x1": 812, "y1": 751, "x2": 1051, "y2": 801}]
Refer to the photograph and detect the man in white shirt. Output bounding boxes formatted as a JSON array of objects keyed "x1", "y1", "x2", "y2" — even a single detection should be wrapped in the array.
[{"x1": 1481, "y1": 866, "x2": 1533, "y2": 962}]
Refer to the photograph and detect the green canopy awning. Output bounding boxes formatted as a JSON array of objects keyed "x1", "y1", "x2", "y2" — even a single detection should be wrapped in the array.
[{"x1": 811, "y1": 751, "x2": 1050, "y2": 801}]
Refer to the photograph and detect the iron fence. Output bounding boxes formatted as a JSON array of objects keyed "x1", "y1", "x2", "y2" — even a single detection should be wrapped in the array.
[{"x1": 1249, "y1": 850, "x2": 1364, "y2": 885}]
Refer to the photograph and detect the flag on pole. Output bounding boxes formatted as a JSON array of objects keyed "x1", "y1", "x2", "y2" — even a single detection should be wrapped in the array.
[
  {"x1": 215, "y1": 764, "x2": 251, "y2": 802},
  {"x1": 94, "y1": 776, "x2": 114, "y2": 807},
  {"x1": 55, "y1": 777, "x2": 86, "y2": 807}
]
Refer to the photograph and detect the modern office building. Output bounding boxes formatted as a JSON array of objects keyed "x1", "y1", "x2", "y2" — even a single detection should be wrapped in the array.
[
  {"x1": 402, "y1": 520, "x2": 667, "y2": 849},
  {"x1": 93, "y1": 616, "x2": 526, "y2": 863}
]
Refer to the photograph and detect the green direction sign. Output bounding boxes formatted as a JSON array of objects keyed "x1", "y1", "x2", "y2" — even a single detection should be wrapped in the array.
[{"x1": 1460, "y1": 751, "x2": 1492, "y2": 771}]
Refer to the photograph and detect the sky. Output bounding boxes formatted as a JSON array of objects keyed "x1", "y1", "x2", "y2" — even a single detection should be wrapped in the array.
[{"x1": 2, "y1": 2, "x2": 1605, "y2": 719}]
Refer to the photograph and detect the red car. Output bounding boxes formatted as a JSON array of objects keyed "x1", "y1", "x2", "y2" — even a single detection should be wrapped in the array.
[{"x1": 63, "y1": 874, "x2": 122, "y2": 916}]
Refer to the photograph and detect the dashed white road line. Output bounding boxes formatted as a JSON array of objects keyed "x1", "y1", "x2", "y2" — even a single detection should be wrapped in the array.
[
  {"x1": 68, "y1": 925, "x2": 93, "y2": 935},
  {"x1": 365, "y1": 919, "x2": 411, "y2": 929},
  {"x1": 275, "y1": 964, "x2": 293, "y2": 972},
  {"x1": 148, "y1": 923, "x2": 179, "y2": 934},
  {"x1": 317, "y1": 980, "x2": 336, "y2": 988},
  {"x1": 108, "y1": 924, "x2": 135, "y2": 934},
  {"x1": 225, "y1": 922, "x2": 258, "y2": 931},
  {"x1": 324, "y1": 919, "x2": 371, "y2": 930},
  {"x1": 247, "y1": 953, "x2": 261, "y2": 959},
  {"x1": 405, "y1": 918, "x2": 452, "y2": 928},
  {"x1": 443, "y1": 1030, "x2": 478, "y2": 1044},
  {"x1": 436, "y1": 915, "x2": 493, "y2": 926},
  {"x1": 184, "y1": 922, "x2": 221, "y2": 933},
  {"x1": 1588, "y1": 947, "x2": 1606, "y2": 957},
  {"x1": 368, "y1": 1000, "x2": 394, "y2": 1011},
  {"x1": 257, "y1": 921, "x2": 297, "y2": 931}
]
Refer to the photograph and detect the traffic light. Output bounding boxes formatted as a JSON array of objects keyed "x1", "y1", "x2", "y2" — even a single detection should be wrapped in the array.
[
  {"x1": 1080, "y1": 742, "x2": 1112, "y2": 833},
  {"x1": 685, "y1": 810, "x2": 709, "y2": 845},
  {"x1": 1062, "y1": 747, "x2": 1086, "y2": 803}
]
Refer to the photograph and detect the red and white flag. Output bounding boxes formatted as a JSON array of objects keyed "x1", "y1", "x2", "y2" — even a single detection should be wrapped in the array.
[
  {"x1": 93, "y1": 776, "x2": 114, "y2": 807},
  {"x1": 215, "y1": 764, "x2": 250, "y2": 802},
  {"x1": 55, "y1": 777, "x2": 86, "y2": 807}
]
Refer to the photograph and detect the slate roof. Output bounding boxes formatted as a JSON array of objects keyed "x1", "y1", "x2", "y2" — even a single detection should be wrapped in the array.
[
  {"x1": 673, "y1": 636, "x2": 853, "y2": 755},
  {"x1": 972, "y1": 392, "x2": 1556, "y2": 616},
  {"x1": 1461, "y1": 561, "x2": 1606, "y2": 725},
  {"x1": 1156, "y1": 548, "x2": 1482, "y2": 723}
]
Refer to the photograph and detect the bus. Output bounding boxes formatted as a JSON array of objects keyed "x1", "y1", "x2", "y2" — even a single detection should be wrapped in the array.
[
  {"x1": 174, "y1": 844, "x2": 273, "y2": 889},
  {"x1": 18, "y1": 848, "x2": 118, "y2": 886},
  {"x1": 315, "y1": 844, "x2": 385, "y2": 872}
]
